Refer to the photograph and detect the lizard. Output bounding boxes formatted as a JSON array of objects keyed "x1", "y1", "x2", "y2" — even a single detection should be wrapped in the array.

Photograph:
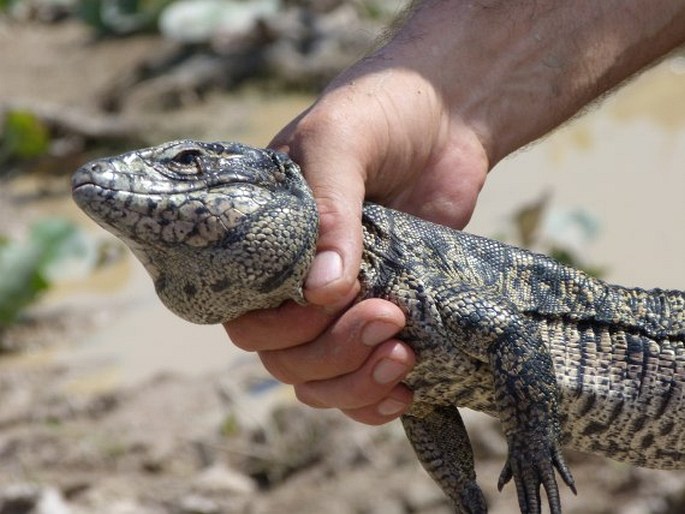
[{"x1": 71, "y1": 140, "x2": 685, "y2": 514}]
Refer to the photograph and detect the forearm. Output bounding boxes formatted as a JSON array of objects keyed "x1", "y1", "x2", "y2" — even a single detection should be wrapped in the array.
[{"x1": 382, "y1": 0, "x2": 685, "y2": 166}]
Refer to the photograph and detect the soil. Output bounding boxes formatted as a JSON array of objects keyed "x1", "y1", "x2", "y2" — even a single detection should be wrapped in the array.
[{"x1": 1, "y1": 16, "x2": 685, "y2": 514}]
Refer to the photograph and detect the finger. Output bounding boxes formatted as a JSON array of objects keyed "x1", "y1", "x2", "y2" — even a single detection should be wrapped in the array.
[
  {"x1": 223, "y1": 300, "x2": 337, "y2": 352},
  {"x1": 341, "y1": 385, "x2": 414, "y2": 425},
  {"x1": 257, "y1": 298, "x2": 406, "y2": 383},
  {"x1": 225, "y1": 283, "x2": 359, "y2": 352},
  {"x1": 270, "y1": 110, "x2": 368, "y2": 307},
  {"x1": 293, "y1": 339, "x2": 415, "y2": 410}
]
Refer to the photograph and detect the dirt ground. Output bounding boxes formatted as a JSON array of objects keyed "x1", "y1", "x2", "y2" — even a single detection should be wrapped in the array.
[{"x1": 1, "y1": 16, "x2": 685, "y2": 514}]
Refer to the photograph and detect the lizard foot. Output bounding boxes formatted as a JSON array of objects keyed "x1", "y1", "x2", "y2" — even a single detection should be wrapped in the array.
[{"x1": 497, "y1": 436, "x2": 576, "y2": 514}]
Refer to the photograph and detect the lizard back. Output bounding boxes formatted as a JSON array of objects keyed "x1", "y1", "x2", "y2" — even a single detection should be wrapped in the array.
[{"x1": 358, "y1": 202, "x2": 685, "y2": 469}]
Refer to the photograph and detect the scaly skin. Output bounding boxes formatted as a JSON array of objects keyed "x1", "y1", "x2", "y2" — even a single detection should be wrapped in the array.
[{"x1": 72, "y1": 140, "x2": 685, "y2": 514}]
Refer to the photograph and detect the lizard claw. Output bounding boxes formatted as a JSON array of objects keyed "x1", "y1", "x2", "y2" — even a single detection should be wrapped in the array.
[{"x1": 497, "y1": 436, "x2": 575, "y2": 514}]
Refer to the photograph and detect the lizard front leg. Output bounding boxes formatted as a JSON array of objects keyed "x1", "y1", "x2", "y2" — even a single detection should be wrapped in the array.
[
  {"x1": 437, "y1": 288, "x2": 575, "y2": 514},
  {"x1": 488, "y1": 324, "x2": 576, "y2": 514},
  {"x1": 401, "y1": 405, "x2": 487, "y2": 514}
]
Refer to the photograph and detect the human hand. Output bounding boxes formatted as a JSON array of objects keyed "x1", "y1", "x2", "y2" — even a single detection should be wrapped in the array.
[
  {"x1": 224, "y1": 0, "x2": 685, "y2": 425},
  {"x1": 224, "y1": 50, "x2": 489, "y2": 424}
]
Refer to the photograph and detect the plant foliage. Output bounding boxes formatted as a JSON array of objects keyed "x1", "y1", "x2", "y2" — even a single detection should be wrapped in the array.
[
  {"x1": 0, "y1": 219, "x2": 82, "y2": 329},
  {"x1": 0, "y1": 110, "x2": 50, "y2": 166}
]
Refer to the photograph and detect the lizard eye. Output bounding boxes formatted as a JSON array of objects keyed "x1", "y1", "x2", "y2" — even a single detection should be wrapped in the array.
[{"x1": 170, "y1": 149, "x2": 203, "y2": 174}]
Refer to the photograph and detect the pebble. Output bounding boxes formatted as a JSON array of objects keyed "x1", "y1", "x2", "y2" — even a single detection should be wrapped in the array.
[
  {"x1": 35, "y1": 487, "x2": 71, "y2": 514},
  {"x1": 192, "y1": 463, "x2": 257, "y2": 495},
  {"x1": 0, "y1": 484, "x2": 71, "y2": 514},
  {"x1": 0, "y1": 483, "x2": 42, "y2": 513},
  {"x1": 178, "y1": 494, "x2": 220, "y2": 514}
]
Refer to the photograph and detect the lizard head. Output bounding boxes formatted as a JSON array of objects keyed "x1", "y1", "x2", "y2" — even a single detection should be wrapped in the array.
[{"x1": 72, "y1": 140, "x2": 319, "y2": 324}]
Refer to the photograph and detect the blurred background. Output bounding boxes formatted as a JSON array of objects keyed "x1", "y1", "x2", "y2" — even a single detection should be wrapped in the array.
[{"x1": 0, "y1": 1, "x2": 684, "y2": 513}]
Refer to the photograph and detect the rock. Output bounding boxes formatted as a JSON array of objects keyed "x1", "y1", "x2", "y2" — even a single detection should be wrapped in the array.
[
  {"x1": 159, "y1": 0, "x2": 280, "y2": 45},
  {"x1": 0, "y1": 484, "x2": 71, "y2": 514},
  {"x1": 177, "y1": 494, "x2": 220, "y2": 514},
  {"x1": 34, "y1": 487, "x2": 71, "y2": 514},
  {"x1": 0, "y1": 483, "x2": 41, "y2": 514},
  {"x1": 192, "y1": 463, "x2": 257, "y2": 495}
]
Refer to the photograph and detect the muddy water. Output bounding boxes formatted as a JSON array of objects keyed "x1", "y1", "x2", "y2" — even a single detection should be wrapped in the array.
[
  {"x1": 22, "y1": 57, "x2": 685, "y2": 393},
  {"x1": 469, "y1": 56, "x2": 685, "y2": 290}
]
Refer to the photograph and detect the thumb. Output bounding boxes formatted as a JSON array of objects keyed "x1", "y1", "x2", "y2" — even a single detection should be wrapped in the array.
[{"x1": 271, "y1": 133, "x2": 366, "y2": 307}]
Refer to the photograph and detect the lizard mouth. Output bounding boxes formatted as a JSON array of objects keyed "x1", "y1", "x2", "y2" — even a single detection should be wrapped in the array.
[{"x1": 71, "y1": 181, "x2": 104, "y2": 210}]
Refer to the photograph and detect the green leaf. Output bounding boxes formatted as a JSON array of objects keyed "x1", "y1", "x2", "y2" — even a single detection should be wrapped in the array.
[
  {"x1": 0, "y1": 219, "x2": 79, "y2": 328},
  {"x1": 0, "y1": 110, "x2": 50, "y2": 161},
  {"x1": 78, "y1": 0, "x2": 173, "y2": 35},
  {"x1": 29, "y1": 219, "x2": 80, "y2": 269}
]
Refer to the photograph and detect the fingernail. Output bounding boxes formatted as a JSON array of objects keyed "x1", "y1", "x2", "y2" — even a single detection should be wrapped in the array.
[
  {"x1": 361, "y1": 321, "x2": 399, "y2": 346},
  {"x1": 373, "y1": 358, "x2": 407, "y2": 385},
  {"x1": 305, "y1": 250, "x2": 343, "y2": 290},
  {"x1": 377, "y1": 397, "x2": 408, "y2": 417}
]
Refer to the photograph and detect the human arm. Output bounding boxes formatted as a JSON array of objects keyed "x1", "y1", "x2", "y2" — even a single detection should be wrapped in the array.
[{"x1": 224, "y1": 0, "x2": 685, "y2": 424}]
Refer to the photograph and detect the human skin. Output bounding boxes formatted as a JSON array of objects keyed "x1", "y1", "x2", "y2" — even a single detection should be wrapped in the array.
[{"x1": 224, "y1": 0, "x2": 685, "y2": 425}]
